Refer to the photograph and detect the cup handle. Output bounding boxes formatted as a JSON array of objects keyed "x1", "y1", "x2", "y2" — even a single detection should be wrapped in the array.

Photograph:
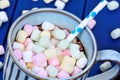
[{"x1": 85, "y1": 50, "x2": 120, "y2": 80}]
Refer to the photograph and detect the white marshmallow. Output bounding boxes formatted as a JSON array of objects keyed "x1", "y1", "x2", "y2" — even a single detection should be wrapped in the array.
[
  {"x1": 39, "y1": 36, "x2": 51, "y2": 48},
  {"x1": 100, "y1": 61, "x2": 112, "y2": 72},
  {"x1": 107, "y1": 1, "x2": 119, "y2": 11},
  {"x1": 43, "y1": 0, "x2": 54, "y2": 4},
  {"x1": 0, "y1": 61, "x2": 3, "y2": 69},
  {"x1": 55, "y1": 0, "x2": 65, "y2": 10},
  {"x1": 32, "y1": 66, "x2": 44, "y2": 74},
  {"x1": 57, "y1": 40, "x2": 69, "y2": 50},
  {"x1": 0, "y1": 45, "x2": 5, "y2": 55},
  {"x1": 30, "y1": 29, "x2": 41, "y2": 41},
  {"x1": 76, "y1": 58, "x2": 88, "y2": 69},
  {"x1": 13, "y1": 42, "x2": 24, "y2": 50},
  {"x1": 70, "y1": 49, "x2": 81, "y2": 59},
  {"x1": 26, "y1": 42, "x2": 33, "y2": 51},
  {"x1": 42, "y1": 21, "x2": 55, "y2": 30},
  {"x1": 22, "y1": 10, "x2": 30, "y2": 14},
  {"x1": 0, "y1": 0, "x2": 10, "y2": 9},
  {"x1": 46, "y1": 65, "x2": 58, "y2": 77},
  {"x1": 0, "y1": 19, "x2": 2, "y2": 27},
  {"x1": 69, "y1": 43, "x2": 80, "y2": 50},
  {"x1": 32, "y1": 44, "x2": 45, "y2": 54},
  {"x1": 52, "y1": 29, "x2": 65, "y2": 40},
  {"x1": 0, "y1": 11, "x2": 8, "y2": 22},
  {"x1": 61, "y1": 0, "x2": 69, "y2": 3},
  {"x1": 111, "y1": 28, "x2": 120, "y2": 39},
  {"x1": 23, "y1": 51, "x2": 33, "y2": 62}
]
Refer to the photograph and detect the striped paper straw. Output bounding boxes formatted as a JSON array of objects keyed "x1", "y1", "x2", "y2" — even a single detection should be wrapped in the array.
[{"x1": 66, "y1": 0, "x2": 108, "y2": 42}]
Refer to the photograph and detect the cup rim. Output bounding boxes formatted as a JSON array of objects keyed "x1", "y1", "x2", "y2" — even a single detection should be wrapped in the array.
[{"x1": 7, "y1": 8, "x2": 97, "y2": 79}]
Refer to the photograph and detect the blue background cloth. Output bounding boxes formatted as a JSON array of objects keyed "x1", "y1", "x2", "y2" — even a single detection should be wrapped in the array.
[{"x1": 0, "y1": 0, "x2": 120, "y2": 79}]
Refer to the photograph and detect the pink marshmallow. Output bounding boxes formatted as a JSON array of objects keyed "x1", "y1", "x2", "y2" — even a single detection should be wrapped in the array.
[
  {"x1": 32, "y1": 53, "x2": 47, "y2": 67},
  {"x1": 63, "y1": 30, "x2": 70, "y2": 37},
  {"x1": 14, "y1": 49, "x2": 23, "y2": 60},
  {"x1": 0, "y1": 45, "x2": 4, "y2": 55},
  {"x1": 24, "y1": 38, "x2": 33, "y2": 47},
  {"x1": 23, "y1": 24, "x2": 33, "y2": 36},
  {"x1": 19, "y1": 59, "x2": 27, "y2": 68},
  {"x1": 48, "y1": 57, "x2": 60, "y2": 66},
  {"x1": 57, "y1": 70, "x2": 70, "y2": 79},
  {"x1": 62, "y1": 49, "x2": 71, "y2": 56},
  {"x1": 37, "y1": 69, "x2": 48, "y2": 77},
  {"x1": 71, "y1": 66, "x2": 82, "y2": 76},
  {"x1": 87, "y1": 19, "x2": 96, "y2": 29}
]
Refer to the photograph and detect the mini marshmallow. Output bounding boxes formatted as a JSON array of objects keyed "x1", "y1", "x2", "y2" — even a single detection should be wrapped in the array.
[
  {"x1": 62, "y1": 56, "x2": 76, "y2": 66},
  {"x1": 32, "y1": 44, "x2": 45, "y2": 54},
  {"x1": 51, "y1": 38, "x2": 59, "y2": 46},
  {"x1": 0, "y1": 11, "x2": 8, "y2": 22},
  {"x1": 43, "y1": 0, "x2": 54, "y2": 4},
  {"x1": 24, "y1": 38, "x2": 33, "y2": 47},
  {"x1": 30, "y1": 29, "x2": 41, "y2": 41},
  {"x1": 22, "y1": 10, "x2": 30, "y2": 14},
  {"x1": 60, "y1": 62, "x2": 74, "y2": 74},
  {"x1": 32, "y1": 53, "x2": 47, "y2": 67},
  {"x1": 0, "y1": 61, "x2": 3, "y2": 69},
  {"x1": 14, "y1": 49, "x2": 22, "y2": 60},
  {"x1": 52, "y1": 29, "x2": 65, "y2": 40},
  {"x1": 57, "y1": 40, "x2": 69, "y2": 50},
  {"x1": 0, "y1": 19, "x2": 2, "y2": 27},
  {"x1": 61, "y1": 0, "x2": 69, "y2": 3},
  {"x1": 87, "y1": 19, "x2": 96, "y2": 29},
  {"x1": 23, "y1": 51, "x2": 33, "y2": 62},
  {"x1": 100, "y1": 61, "x2": 112, "y2": 72},
  {"x1": 46, "y1": 65, "x2": 58, "y2": 77},
  {"x1": 62, "y1": 49, "x2": 71, "y2": 56},
  {"x1": 48, "y1": 57, "x2": 60, "y2": 66},
  {"x1": 71, "y1": 66, "x2": 82, "y2": 76},
  {"x1": 19, "y1": 60, "x2": 27, "y2": 68},
  {"x1": 42, "y1": 21, "x2": 55, "y2": 30},
  {"x1": 23, "y1": 24, "x2": 33, "y2": 36},
  {"x1": 76, "y1": 58, "x2": 88, "y2": 69},
  {"x1": 26, "y1": 42, "x2": 33, "y2": 51},
  {"x1": 55, "y1": 0, "x2": 65, "y2": 10},
  {"x1": 40, "y1": 61, "x2": 47, "y2": 67},
  {"x1": 13, "y1": 42, "x2": 24, "y2": 50},
  {"x1": 57, "y1": 70, "x2": 70, "y2": 79},
  {"x1": 0, "y1": 0, "x2": 10, "y2": 9},
  {"x1": 37, "y1": 69, "x2": 48, "y2": 77},
  {"x1": 107, "y1": 1, "x2": 119, "y2": 11},
  {"x1": 0, "y1": 45, "x2": 4, "y2": 55},
  {"x1": 58, "y1": 54, "x2": 64, "y2": 63},
  {"x1": 40, "y1": 30, "x2": 51, "y2": 39},
  {"x1": 39, "y1": 36, "x2": 51, "y2": 48},
  {"x1": 69, "y1": 43, "x2": 80, "y2": 50},
  {"x1": 44, "y1": 48, "x2": 57, "y2": 59},
  {"x1": 32, "y1": 66, "x2": 44, "y2": 74},
  {"x1": 16, "y1": 30, "x2": 27, "y2": 43},
  {"x1": 70, "y1": 49, "x2": 81, "y2": 59},
  {"x1": 111, "y1": 28, "x2": 120, "y2": 39}
]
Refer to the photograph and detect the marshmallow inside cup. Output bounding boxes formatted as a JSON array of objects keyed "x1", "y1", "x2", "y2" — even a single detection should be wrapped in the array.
[{"x1": 8, "y1": 9, "x2": 97, "y2": 80}]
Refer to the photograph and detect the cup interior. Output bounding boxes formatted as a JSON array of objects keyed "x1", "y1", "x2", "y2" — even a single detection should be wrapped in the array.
[{"x1": 8, "y1": 8, "x2": 97, "y2": 79}]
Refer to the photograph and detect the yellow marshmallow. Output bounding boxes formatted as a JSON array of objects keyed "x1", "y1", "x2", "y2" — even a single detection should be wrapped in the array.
[{"x1": 16, "y1": 30, "x2": 27, "y2": 43}]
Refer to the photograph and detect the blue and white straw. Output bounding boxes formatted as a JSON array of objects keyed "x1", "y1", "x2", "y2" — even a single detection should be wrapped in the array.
[{"x1": 66, "y1": 0, "x2": 108, "y2": 42}]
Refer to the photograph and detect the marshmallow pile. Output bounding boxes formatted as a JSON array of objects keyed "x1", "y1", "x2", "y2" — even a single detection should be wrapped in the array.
[{"x1": 13, "y1": 21, "x2": 88, "y2": 79}]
